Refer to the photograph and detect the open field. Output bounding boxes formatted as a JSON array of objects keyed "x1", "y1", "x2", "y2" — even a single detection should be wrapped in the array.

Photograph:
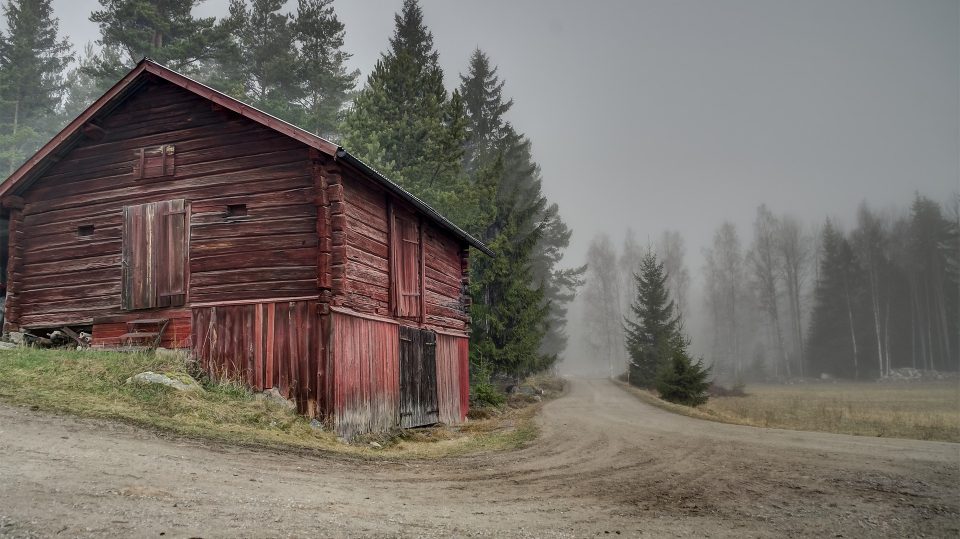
[
  {"x1": 0, "y1": 348, "x2": 538, "y2": 458},
  {"x1": 622, "y1": 380, "x2": 960, "y2": 442}
]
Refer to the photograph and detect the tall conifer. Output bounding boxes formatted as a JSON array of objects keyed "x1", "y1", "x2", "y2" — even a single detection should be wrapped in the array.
[
  {"x1": 339, "y1": 0, "x2": 466, "y2": 215},
  {"x1": 625, "y1": 250, "x2": 682, "y2": 387},
  {"x1": 0, "y1": 0, "x2": 72, "y2": 172},
  {"x1": 87, "y1": 0, "x2": 230, "y2": 83}
]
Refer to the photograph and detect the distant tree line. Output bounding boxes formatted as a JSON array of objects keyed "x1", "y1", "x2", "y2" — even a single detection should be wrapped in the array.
[
  {"x1": 581, "y1": 193, "x2": 959, "y2": 381},
  {"x1": 0, "y1": 0, "x2": 585, "y2": 385}
]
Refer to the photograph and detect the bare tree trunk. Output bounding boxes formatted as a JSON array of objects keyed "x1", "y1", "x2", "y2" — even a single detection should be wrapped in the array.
[
  {"x1": 844, "y1": 282, "x2": 859, "y2": 379},
  {"x1": 883, "y1": 302, "x2": 891, "y2": 376},
  {"x1": 870, "y1": 271, "x2": 883, "y2": 377}
]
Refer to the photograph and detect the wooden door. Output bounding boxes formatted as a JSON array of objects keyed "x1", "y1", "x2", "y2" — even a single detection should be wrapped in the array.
[
  {"x1": 122, "y1": 200, "x2": 188, "y2": 310},
  {"x1": 399, "y1": 326, "x2": 439, "y2": 428}
]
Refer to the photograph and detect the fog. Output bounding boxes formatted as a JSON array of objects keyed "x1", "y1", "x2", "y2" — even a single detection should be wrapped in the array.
[{"x1": 50, "y1": 0, "x2": 958, "y2": 374}]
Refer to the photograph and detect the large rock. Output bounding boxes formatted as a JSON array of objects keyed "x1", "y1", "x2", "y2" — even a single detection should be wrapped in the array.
[
  {"x1": 126, "y1": 371, "x2": 202, "y2": 392},
  {"x1": 0, "y1": 341, "x2": 16, "y2": 350},
  {"x1": 256, "y1": 387, "x2": 296, "y2": 410}
]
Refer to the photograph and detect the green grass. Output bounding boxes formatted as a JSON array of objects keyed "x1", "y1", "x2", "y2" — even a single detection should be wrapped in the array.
[
  {"x1": 0, "y1": 347, "x2": 538, "y2": 457},
  {"x1": 619, "y1": 379, "x2": 960, "y2": 442}
]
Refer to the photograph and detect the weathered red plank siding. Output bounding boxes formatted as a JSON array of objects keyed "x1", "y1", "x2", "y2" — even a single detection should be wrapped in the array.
[
  {"x1": 13, "y1": 79, "x2": 318, "y2": 328},
  {"x1": 191, "y1": 299, "x2": 320, "y2": 414},
  {"x1": 339, "y1": 176, "x2": 390, "y2": 316},
  {"x1": 423, "y1": 223, "x2": 469, "y2": 330},
  {"x1": 90, "y1": 308, "x2": 192, "y2": 348},
  {"x1": 339, "y1": 171, "x2": 469, "y2": 331},
  {"x1": 330, "y1": 309, "x2": 400, "y2": 437},
  {"x1": 436, "y1": 332, "x2": 469, "y2": 424}
]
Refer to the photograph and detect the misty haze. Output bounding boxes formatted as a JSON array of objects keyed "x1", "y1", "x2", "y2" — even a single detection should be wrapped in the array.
[{"x1": 0, "y1": 0, "x2": 956, "y2": 537}]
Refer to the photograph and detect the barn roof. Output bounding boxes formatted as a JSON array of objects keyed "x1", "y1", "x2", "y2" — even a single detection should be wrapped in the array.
[{"x1": 0, "y1": 58, "x2": 493, "y2": 256}]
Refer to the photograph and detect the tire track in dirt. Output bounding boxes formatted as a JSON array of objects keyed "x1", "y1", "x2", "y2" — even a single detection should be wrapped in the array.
[{"x1": 0, "y1": 378, "x2": 956, "y2": 538}]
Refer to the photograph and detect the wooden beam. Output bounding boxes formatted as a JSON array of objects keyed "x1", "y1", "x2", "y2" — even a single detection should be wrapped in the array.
[
  {"x1": 1, "y1": 195, "x2": 24, "y2": 210},
  {"x1": 81, "y1": 122, "x2": 106, "y2": 141}
]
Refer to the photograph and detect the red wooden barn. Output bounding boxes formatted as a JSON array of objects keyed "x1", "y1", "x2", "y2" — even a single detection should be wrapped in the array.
[{"x1": 0, "y1": 59, "x2": 491, "y2": 436}]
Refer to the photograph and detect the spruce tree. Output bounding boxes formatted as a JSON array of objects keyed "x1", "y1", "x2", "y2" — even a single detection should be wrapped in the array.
[
  {"x1": 624, "y1": 250, "x2": 681, "y2": 387},
  {"x1": 339, "y1": 0, "x2": 466, "y2": 215},
  {"x1": 0, "y1": 0, "x2": 72, "y2": 172},
  {"x1": 459, "y1": 48, "x2": 511, "y2": 176},
  {"x1": 469, "y1": 161, "x2": 550, "y2": 382},
  {"x1": 655, "y1": 337, "x2": 711, "y2": 406},
  {"x1": 458, "y1": 49, "x2": 584, "y2": 367},
  {"x1": 806, "y1": 220, "x2": 867, "y2": 378}
]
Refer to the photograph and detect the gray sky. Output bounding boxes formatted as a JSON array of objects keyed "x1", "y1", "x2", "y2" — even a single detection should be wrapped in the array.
[{"x1": 51, "y1": 0, "x2": 960, "y2": 273}]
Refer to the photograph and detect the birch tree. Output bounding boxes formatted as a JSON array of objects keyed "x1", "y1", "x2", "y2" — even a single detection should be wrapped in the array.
[
  {"x1": 657, "y1": 230, "x2": 690, "y2": 317},
  {"x1": 703, "y1": 222, "x2": 749, "y2": 379},
  {"x1": 582, "y1": 234, "x2": 624, "y2": 376},
  {"x1": 776, "y1": 214, "x2": 811, "y2": 377}
]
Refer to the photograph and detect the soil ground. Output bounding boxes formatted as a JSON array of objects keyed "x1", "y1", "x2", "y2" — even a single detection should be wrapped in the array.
[{"x1": 1, "y1": 378, "x2": 957, "y2": 538}]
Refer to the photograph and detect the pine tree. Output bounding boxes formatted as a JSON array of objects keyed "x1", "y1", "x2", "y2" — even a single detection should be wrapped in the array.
[
  {"x1": 292, "y1": 0, "x2": 358, "y2": 139},
  {"x1": 339, "y1": 0, "x2": 466, "y2": 214},
  {"x1": 60, "y1": 44, "x2": 115, "y2": 121},
  {"x1": 87, "y1": 0, "x2": 231, "y2": 83},
  {"x1": 0, "y1": 0, "x2": 72, "y2": 172},
  {"x1": 625, "y1": 250, "x2": 682, "y2": 387},
  {"x1": 214, "y1": 0, "x2": 299, "y2": 119}
]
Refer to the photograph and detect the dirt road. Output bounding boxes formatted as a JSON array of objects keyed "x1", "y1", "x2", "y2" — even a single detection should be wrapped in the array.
[{"x1": 1, "y1": 378, "x2": 957, "y2": 538}]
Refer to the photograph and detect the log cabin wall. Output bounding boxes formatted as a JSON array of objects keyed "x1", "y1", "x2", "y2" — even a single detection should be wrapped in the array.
[
  {"x1": 3, "y1": 61, "x2": 478, "y2": 432},
  {"x1": 335, "y1": 168, "x2": 471, "y2": 334},
  {"x1": 10, "y1": 78, "x2": 319, "y2": 331},
  {"x1": 326, "y1": 167, "x2": 473, "y2": 432}
]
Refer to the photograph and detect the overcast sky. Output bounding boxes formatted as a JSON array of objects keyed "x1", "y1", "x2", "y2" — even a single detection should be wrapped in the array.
[{"x1": 50, "y1": 0, "x2": 960, "y2": 273}]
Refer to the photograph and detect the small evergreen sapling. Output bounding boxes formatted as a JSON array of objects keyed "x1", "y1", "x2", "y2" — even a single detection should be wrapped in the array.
[{"x1": 655, "y1": 343, "x2": 711, "y2": 407}]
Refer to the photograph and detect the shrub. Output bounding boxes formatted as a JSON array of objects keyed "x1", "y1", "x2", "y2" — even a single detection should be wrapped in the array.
[
  {"x1": 471, "y1": 380, "x2": 506, "y2": 407},
  {"x1": 655, "y1": 348, "x2": 711, "y2": 407}
]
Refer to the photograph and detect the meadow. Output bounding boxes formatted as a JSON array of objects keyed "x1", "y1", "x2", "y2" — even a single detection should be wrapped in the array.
[{"x1": 625, "y1": 380, "x2": 960, "y2": 442}]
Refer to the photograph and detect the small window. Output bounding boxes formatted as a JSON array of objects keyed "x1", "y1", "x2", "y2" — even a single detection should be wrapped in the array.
[
  {"x1": 77, "y1": 225, "x2": 95, "y2": 238},
  {"x1": 225, "y1": 204, "x2": 247, "y2": 218}
]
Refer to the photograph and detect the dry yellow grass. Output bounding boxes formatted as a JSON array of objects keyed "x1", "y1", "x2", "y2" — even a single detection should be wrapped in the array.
[
  {"x1": 0, "y1": 348, "x2": 538, "y2": 458},
  {"x1": 620, "y1": 380, "x2": 960, "y2": 442}
]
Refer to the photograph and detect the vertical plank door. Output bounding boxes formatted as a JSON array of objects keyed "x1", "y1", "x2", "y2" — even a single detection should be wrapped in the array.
[{"x1": 399, "y1": 326, "x2": 439, "y2": 428}]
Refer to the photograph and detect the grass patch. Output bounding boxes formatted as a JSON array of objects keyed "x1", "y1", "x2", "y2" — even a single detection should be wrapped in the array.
[
  {"x1": 0, "y1": 348, "x2": 539, "y2": 458},
  {"x1": 618, "y1": 379, "x2": 960, "y2": 443}
]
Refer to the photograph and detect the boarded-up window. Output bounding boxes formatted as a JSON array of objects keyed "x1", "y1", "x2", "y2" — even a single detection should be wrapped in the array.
[
  {"x1": 133, "y1": 144, "x2": 176, "y2": 179},
  {"x1": 122, "y1": 200, "x2": 188, "y2": 310},
  {"x1": 391, "y1": 211, "x2": 421, "y2": 318}
]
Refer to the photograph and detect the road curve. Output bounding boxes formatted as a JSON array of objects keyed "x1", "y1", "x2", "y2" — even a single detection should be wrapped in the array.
[{"x1": 0, "y1": 378, "x2": 957, "y2": 538}]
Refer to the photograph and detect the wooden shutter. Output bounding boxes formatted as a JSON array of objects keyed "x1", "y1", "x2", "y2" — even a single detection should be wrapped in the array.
[
  {"x1": 122, "y1": 200, "x2": 188, "y2": 310},
  {"x1": 392, "y1": 212, "x2": 421, "y2": 318},
  {"x1": 157, "y1": 199, "x2": 187, "y2": 307},
  {"x1": 134, "y1": 145, "x2": 176, "y2": 179}
]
